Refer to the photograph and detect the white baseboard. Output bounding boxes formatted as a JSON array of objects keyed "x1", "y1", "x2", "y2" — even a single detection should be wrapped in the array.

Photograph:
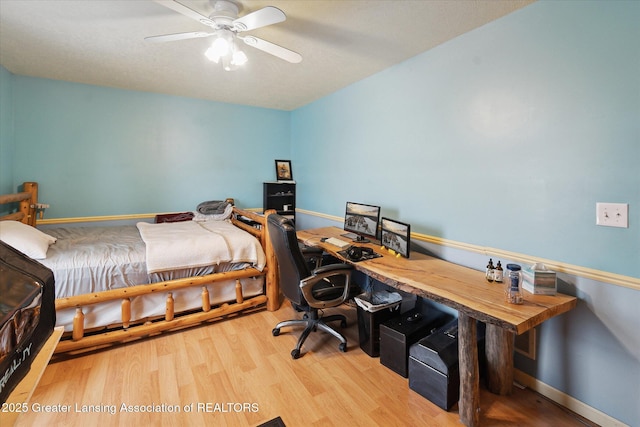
[{"x1": 513, "y1": 370, "x2": 629, "y2": 427}]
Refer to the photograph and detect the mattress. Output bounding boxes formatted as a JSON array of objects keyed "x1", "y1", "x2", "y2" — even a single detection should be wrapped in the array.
[
  {"x1": 38, "y1": 224, "x2": 265, "y2": 331},
  {"x1": 0, "y1": 241, "x2": 55, "y2": 403}
]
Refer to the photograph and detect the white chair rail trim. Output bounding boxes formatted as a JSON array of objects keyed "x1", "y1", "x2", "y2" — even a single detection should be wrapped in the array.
[{"x1": 296, "y1": 208, "x2": 639, "y2": 291}]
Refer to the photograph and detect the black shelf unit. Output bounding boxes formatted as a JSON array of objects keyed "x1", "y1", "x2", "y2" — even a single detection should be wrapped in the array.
[{"x1": 263, "y1": 181, "x2": 296, "y2": 223}]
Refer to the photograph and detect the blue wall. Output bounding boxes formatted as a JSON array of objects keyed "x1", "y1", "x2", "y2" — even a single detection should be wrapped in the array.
[
  {"x1": 291, "y1": 1, "x2": 639, "y2": 425},
  {"x1": 0, "y1": 67, "x2": 13, "y2": 195},
  {"x1": 292, "y1": 1, "x2": 639, "y2": 279},
  {"x1": 5, "y1": 76, "x2": 291, "y2": 216},
  {"x1": 1, "y1": 1, "x2": 638, "y2": 425}
]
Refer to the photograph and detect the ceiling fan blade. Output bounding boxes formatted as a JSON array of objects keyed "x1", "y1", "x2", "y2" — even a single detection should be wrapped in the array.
[
  {"x1": 153, "y1": 0, "x2": 215, "y2": 27},
  {"x1": 145, "y1": 31, "x2": 214, "y2": 43},
  {"x1": 233, "y1": 6, "x2": 285, "y2": 32},
  {"x1": 240, "y1": 36, "x2": 302, "y2": 64}
]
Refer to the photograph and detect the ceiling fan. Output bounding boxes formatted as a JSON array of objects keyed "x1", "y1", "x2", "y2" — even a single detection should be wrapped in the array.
[{"x1": 146, "y1": 0, "x2": 302, "y2": 71}]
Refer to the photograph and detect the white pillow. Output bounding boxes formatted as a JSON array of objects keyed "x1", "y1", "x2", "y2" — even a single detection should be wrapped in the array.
[{"x1": 0, "y1": 220, "x2": 57, "y2": 259}]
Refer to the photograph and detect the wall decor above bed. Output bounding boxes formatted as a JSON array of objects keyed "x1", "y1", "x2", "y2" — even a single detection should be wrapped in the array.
[{"x1": 0, "y1": 182, "x2": 278, "y2": 356}]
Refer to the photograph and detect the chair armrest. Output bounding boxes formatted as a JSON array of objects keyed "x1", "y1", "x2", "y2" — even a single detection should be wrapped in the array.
[
  {"x1": 300, "y1": 264, "x2": 354, "y2": 309},
  {"x1": 301, "y1": 246, "x2": 324, "y2": 256},
  {"x1": 312, "y1": 263, "x2": 353, "y2": 275}
]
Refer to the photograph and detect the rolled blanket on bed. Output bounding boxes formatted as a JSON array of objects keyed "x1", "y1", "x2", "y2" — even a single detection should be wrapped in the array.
[
  {"x1": 137, "y1": 221, "x2": 231, "y2": 274},
  {"x1": 197, "y1": 200, "x2": 229, "y2": 215},
  {"x1": 136, "y1": 220, "x2": 265, "y2": 273}
]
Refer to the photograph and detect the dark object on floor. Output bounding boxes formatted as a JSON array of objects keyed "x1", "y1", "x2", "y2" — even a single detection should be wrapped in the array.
[
  {"x1": 408, "y1": 318, "x2": 486, "y2": 410},
  {"x1": 257, "y1": 416, "x2": 286, "y2": 427},
  {"x1": 380, "y1": 308, "x2": 453, "y2": 377},
  {"x1": 356, "y1": 299, "x2": 400, "y2": 357}
]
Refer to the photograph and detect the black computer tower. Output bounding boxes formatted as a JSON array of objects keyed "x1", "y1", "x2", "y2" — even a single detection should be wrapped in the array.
[
  {"x1": 408, "y1": 318, "x2": 485, "y2": 411},
  {"x1": 379, "y1": 308, "x2": 452, "y2": 377}
]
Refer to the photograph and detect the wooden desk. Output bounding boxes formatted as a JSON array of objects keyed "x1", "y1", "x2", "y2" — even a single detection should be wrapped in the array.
[{"x1": 297, "y1": 227, "x2": 577, "y2": 427}]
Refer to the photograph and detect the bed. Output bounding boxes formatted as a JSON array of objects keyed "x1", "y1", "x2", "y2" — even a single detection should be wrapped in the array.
[{"x1": 0, "y1": 182, "x2": 279, "y2": 355}]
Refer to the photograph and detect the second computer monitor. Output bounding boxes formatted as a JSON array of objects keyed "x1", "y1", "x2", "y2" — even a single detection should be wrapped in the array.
[
  {"x1": 381, "y1": 217, "x2": 411, "y2": 258},
  {"x1": 343, "y1": 201, "x2": 380, "y2": 242}
]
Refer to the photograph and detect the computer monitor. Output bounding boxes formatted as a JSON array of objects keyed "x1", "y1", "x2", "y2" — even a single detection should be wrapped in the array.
[
  {"x1": 342, "y1": 202, "x2": 381, "y2": 243},
  {"x1": 381, "y1": 217, "x2": 411, "y2": 258}
]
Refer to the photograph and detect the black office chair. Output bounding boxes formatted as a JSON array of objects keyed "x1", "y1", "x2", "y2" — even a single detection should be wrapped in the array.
[{"x1": 267, "y1": 214, "x2": 357, "y2": 359}]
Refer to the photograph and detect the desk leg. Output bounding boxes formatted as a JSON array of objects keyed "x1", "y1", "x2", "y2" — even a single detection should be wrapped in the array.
[
  {"x1": 458, "y1": 313, "x2": 480, "y2": 427},
  {"x1": 485, "y1": 324, "x2": 515, "y2": 395}
]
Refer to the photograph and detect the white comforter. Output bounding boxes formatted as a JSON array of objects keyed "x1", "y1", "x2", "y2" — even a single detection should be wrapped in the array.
[{"x1": 136, "y1": 220, "x2": 265, "y2": 274}]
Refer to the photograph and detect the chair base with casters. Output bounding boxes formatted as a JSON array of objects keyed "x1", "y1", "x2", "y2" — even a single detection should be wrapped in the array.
[{"x1": 272, "y1": 305, "x2": 348, "y2": 359}]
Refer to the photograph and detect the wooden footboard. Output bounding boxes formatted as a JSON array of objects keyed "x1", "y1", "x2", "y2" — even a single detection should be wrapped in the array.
[
  {"x1": 55, "y1": 269, "x2": 268, "y2": 354},
  {"x1": 1, "y1": 183, "x2": 281, "y2": 355}
]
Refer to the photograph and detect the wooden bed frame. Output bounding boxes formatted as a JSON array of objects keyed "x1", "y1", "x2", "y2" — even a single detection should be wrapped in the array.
[{"x1": 0, "y1": 182, "x2": 279, "y2": 355}]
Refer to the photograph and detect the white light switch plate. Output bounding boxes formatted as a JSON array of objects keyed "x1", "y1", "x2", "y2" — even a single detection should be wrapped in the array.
[{"x1": 596, "y1": 203, "x2": 629, "y2": 228}]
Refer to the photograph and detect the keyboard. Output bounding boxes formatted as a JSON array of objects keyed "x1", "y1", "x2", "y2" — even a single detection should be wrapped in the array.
[{"x1": 324, "y1": 237, "x2": 351, "y2": 249}]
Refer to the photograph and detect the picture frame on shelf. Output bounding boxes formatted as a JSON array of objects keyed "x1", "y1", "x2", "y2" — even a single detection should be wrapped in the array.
[{"x1": 275, "y1": 160, "x2": 293, "y2": 181}]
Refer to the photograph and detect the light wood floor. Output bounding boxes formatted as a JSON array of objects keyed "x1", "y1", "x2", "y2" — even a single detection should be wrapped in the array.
[{"x1": 13, "y1": 301, "x2": 597, "y2": 427}]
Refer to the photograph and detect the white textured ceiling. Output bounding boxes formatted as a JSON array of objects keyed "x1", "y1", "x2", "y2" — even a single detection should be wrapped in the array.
[{"x1": 0, "y1": 0, "x2": 534, "y2": 111}]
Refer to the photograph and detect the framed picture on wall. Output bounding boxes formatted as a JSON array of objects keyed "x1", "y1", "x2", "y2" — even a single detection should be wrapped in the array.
[{"x1": 275, "y1": 160, "x2": 293, "y2": 181}]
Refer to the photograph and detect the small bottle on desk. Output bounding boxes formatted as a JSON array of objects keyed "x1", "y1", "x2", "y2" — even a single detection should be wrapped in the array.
[
  {"x1": 494, "y1": 261, "x2": 503, "y2": 283},
  {"x1": 486, "y1": 258, "x2": 495, "y2": 282}
]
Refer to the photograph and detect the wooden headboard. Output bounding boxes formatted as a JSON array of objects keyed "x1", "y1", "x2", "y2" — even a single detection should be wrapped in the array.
[{"x1": 0, "y1": 182, "x2": 38, "y2": 226}]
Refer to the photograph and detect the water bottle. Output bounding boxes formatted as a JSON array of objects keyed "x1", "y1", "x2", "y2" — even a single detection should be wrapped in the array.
[{"x1": 505, "y1": 264, "x2": 523, "y2": 304}]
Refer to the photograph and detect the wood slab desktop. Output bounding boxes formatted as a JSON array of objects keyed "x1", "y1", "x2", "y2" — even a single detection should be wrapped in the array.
[{"x1": 297, "y1": 227, "x2": 577, "y2": 427}]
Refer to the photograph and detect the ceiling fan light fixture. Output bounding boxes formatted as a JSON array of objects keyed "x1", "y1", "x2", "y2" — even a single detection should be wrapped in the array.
[
  {"x1": 221, "y1": 45, "x2": 247, "y2": 71},
  {"x1": 232, "y1": 50, "x2": 248, "y2": 66},
  {"x1": 206, "y1": 29, "x2": 248, "y2": 71},
  {"x1": 205, "y1": 37, "x2": 229, "y2": 63},
  {"x1": 149, "y1": 1, "x2": 301, "y2": 68}
]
